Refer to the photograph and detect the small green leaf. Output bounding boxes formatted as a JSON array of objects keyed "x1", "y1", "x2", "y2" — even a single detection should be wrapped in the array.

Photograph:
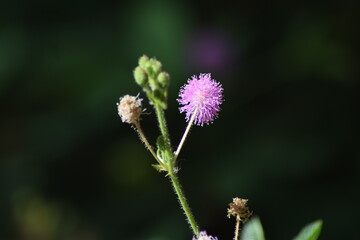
[
  {"x1": 156, "y1": 136, "x2": 166, "y2": 161},
  {"x1": 293, "y1": 220, "x2": 323, "y2": 240},
  {"x1": 156, "y1": 136, "x2": 166, "y2": 152},
  {"x1": 240, "y1": 216, "x2": 265, "y2": 240},
  {"x1": 152, "y1": 164, "x2": 166, "y2": 172}
]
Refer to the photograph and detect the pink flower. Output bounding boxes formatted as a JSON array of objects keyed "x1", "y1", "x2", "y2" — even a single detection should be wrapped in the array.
[
  {"x1": 178, "y1": 73, "x2": 223, "y2": 126},
  {"x1": 192, "y1": 231, "x2": 218, "y2": 240}
]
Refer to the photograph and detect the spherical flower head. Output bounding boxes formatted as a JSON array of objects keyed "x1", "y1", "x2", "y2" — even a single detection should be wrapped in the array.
[
  {"x1": 117, "y1": 95, "x2": 142, "y2": 124},
  {"x1": 178, "y1": 73, "x2": 223, "y2": 126},
  {"x1": 192, "y1": 231, "x2": 218, "y2": 240}
]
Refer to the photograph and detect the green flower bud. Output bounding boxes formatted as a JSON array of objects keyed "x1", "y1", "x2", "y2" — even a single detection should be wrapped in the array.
[
  {"x1": 148, "y1": 77, "x2": 158, "y2": 91},
  {"x1": 133, "y1": 66, "x2": 148, "y2": 87},
  {"x1": 138, "y1": 55, "x2": 149, "y2": 68},
  {"x1": 152, "y1": 59, "x2": 162, "y2": 75},
  {"x1": 145, "y1": 60, "x2": 154, "y2": 75},
  {"x1": 157, "y1": 72, "x2": 170, "y2": 88}
]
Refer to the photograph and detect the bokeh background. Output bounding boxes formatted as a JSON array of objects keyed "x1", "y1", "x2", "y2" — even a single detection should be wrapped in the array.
[{"x1": 1, "y1": 0, "x2": 359, "y2": 239}]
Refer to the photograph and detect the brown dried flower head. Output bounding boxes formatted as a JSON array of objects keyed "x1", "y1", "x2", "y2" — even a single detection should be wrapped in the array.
[
  {"x1": 227, "y1": 197, "x2": 252, "y2": 223},
  {"x1": 117, "y1": 95, "x2": 142, "y2": 124}
]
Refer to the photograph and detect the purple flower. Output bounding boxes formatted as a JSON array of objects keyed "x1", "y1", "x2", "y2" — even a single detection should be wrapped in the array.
[
  {"x1": 178, "y1": 73, "x2": 223, "y2": 126},
  {"x1": 192, "y1": 231, "x2": 218, "y2": 240}
]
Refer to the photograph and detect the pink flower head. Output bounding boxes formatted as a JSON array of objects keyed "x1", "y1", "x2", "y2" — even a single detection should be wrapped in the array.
[
  {"x1": 178, "y1": 73, "x2": 223, "y2": 126},
  {"x1": 192, "y1": 231, "x2": 218, "y2": 240}
]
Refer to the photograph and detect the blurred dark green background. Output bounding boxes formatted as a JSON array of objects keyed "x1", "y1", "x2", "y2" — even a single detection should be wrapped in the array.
[{"x1": 1, "y1": 0, "x2": 359, "y2": 239}]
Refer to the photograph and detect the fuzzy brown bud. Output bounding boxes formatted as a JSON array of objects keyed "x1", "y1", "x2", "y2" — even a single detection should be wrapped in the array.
[{"x1": 117, "y1": 95, "x2": 142, "y2": 124}]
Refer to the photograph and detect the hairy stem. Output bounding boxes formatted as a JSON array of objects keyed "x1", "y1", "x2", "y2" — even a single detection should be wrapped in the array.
[
  {"x1": 153, "y1": 102, "x2": 199, "y2": 237},
  {"x1": 134, "y1": 121, "x2": 164, "y2": 166},
  {"x1": 151, "y1": 96, "x2": 199, "y2": 237},
  {"x1": 169, "y1": 171, "x2": 199, "y2": 237},
  {"x1": 154, "y1": 104, "x2": 174, "y2": 167},
  {"x1": 234, "y1": 217, "x2": 240, "y2": 240},
  {"x1": 154, "y1": 104, "x2": 171, "y2": 146}
]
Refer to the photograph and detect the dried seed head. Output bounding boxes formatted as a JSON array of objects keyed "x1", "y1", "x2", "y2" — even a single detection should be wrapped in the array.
[
  {"x1": 117, "y1": 95, "x2": 142, "y2": 124},
  {"x1": 227, "y1": 197, "x2": 252, "y2": 223}
]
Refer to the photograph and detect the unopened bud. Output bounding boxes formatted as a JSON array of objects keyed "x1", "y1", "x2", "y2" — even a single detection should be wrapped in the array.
[
  {"x1": 144, "y1": 61, "x2": 154, "y2": 75},
  {"x1": 138, "y1": 55, "x2": 149, "y2": 68},
  {"x1": 117, "y1": 95, "x2": 142, "y2": 124},
  {"x1": 133, "y1": 66, "x2": 148, "y2": 86},
  {"x1": 157, "y1": 72, "x2": 170, "y2": 88},
  {"x1": 152, "y1": 59, "x2": 162, "y2": 75}
]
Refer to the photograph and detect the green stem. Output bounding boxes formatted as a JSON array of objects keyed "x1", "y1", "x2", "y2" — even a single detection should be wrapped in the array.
[
  {"x1": 134, "y1": 121, "x2": 165, "y2": 167},
  {"x1": 154, "y1": 104, "x2": 171, "y2": 146},
  {"x1": 154, "y1": 104, "x2": 174, "y2": 166},
  {"x1": 169, "y1": 171, "x2": 199, "y2": 237},
  {"x1": 153, "y1": 100, "x2": 199, "y2": 237}
]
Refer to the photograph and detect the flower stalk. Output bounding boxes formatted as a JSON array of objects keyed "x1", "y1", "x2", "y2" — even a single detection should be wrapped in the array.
[
  {"x1": 133, "y1": 121, "x2": 164, "y2": 166},
  {"x1": 234, "y1": 217, "x2": 240, "y2": 240},
  {"x1": 118, "y1": 56, "x2": 223, "y2": 239},
  {"x1": 117, "y1": 55, "x2": 322, "y2": 240},
  {"x1": 228, "y1": 198, "x2": 252, "y2": 240},
  {"x1": 174, "y1": 107, "x2": 198, "y2": 162},
  {"x1": 153, "y1": 100, "x2": 199, "y2": 237}
]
